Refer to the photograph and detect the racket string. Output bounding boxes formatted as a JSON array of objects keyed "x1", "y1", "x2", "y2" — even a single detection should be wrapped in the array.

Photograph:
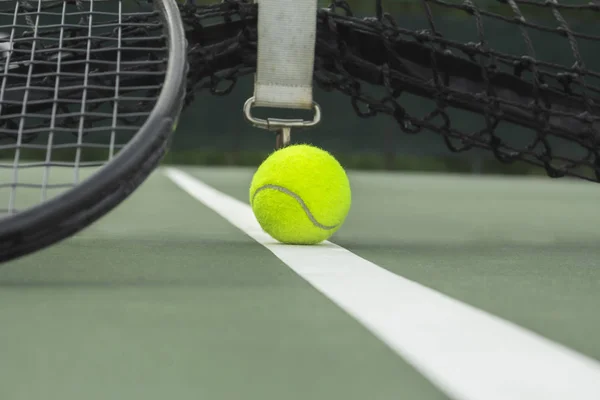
[{"x1": 0, "y1": 0, "x2": 170, "y2": 216}]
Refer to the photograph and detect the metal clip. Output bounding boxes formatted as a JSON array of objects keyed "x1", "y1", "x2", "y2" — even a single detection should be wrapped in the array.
[{"x1": 243, "y1": 97, "x2": 321, "y2": 149}]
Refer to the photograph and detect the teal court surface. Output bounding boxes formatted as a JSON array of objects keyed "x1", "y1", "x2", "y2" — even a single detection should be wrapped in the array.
[{"x1": 1, "y1": 166, "x2": 600, "y2": 400}]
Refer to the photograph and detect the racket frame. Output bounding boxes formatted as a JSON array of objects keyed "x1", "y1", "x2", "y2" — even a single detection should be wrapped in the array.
[{"x1": 0, "y1": 0, "x2": 187, "y2": 262}]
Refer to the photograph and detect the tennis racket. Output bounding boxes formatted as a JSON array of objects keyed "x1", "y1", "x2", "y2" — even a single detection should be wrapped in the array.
[{"x1": 0, "y1": 0, "x2": 187, "y2": 263}]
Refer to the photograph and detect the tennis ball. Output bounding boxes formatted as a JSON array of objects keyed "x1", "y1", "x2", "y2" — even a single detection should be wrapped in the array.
[{"x1": 249, "y1": 144, "x2": 351, "y2": 245}]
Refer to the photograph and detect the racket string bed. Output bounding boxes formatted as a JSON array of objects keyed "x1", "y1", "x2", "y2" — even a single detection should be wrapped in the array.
[
  {"x1": 0, "y1": 0, "x2": 170, "y2": 216},
  {"x1": 0, "y1": 0, "x2": 186, "y2": 262},
  {"x1": 179, "y1": 0, "x2": 600, "y2": 182}
]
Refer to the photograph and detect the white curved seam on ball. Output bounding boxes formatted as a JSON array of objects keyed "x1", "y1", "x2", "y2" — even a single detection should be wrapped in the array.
[{"x1": 252, "y1": 184, "x2": 339, "y2": 230}]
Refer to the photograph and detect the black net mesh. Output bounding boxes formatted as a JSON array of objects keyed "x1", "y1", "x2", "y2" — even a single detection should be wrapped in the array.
[
  {"x1": 0, "y1": 0, "x2": 168, "y2": 215},
  {"x1": 179, "y1": 0, "x2": 600, "y2": 182}
]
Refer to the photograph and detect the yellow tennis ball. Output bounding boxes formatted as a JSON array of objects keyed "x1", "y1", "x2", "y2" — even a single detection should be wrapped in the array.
[{"x1": 249, "y1": 144, "x2": 351, "y2": 245}]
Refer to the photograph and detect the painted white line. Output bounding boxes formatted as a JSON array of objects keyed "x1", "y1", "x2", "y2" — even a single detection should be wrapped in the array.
[{"x1": 164, "y1": 167, "x2": 600, "y2": 400}]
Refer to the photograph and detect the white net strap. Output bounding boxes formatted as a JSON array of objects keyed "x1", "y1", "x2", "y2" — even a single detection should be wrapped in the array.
[{"x1": 253, "y1": 0, "x2": 317, "y2": 110}]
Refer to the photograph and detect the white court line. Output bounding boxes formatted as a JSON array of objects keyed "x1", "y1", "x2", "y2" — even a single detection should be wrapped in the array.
[{"x1": 164, "y1": 167, "x2": 600, "y2": 400}]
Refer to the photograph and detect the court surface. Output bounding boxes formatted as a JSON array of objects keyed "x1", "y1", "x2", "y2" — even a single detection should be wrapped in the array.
[{"x1": 1, "y1": 166, "x2": 600, "y2": 400}]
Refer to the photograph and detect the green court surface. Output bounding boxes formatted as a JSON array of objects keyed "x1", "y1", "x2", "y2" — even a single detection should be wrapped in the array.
[{"x1": 1, "y1": 167, "x2": 599, "y2": 400}]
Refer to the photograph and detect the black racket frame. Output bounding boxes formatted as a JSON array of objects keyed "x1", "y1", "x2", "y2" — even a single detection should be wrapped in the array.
[{"x1": 0, "y1": 0, "x2": 187, "y2": 263}]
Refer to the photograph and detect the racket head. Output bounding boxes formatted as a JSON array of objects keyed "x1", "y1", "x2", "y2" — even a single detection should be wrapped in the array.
[{"x1": 0, "y1": 0, "x2": 187, "y2": 262}]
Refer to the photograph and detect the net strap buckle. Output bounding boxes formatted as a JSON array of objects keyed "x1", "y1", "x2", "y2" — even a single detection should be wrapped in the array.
[{"x1": 243, "y1": 97, "x2": 321, "y2": 148}]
